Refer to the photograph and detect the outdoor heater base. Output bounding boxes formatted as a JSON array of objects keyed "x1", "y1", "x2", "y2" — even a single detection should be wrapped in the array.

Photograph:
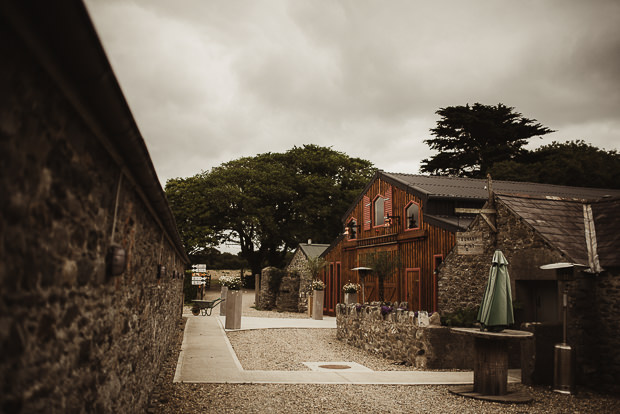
[
  {"x1": 553, "y1": 343, "x2": 575, "y2": 395},
  {"x1": 449, "y1": 386, "x2": 533, "y2": 404}
]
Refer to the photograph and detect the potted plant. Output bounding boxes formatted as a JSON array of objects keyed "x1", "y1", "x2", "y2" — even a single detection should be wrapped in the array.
[
  {"x1": 305, "y1": 256, "x2": 327, "y2": 317},
  {"x1": 220, "y1": 275, "x2": 243, "y2": 329},
  {"x1": 310, "y1": 279, "x2": 325, "y2": 320},
  {"x1": 342, "y1": 283, "x2": 360, "y2": 305}
]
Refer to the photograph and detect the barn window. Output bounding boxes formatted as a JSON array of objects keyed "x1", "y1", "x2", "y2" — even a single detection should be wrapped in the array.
[
  {"x1": 346, "y1": 219, "x2": 358, "y2": 239},
  {"x1": 405, "y1": 202, "x2": 420, "y2": 230},
  {"x1": 374, "y1": 196, "x2": 385, "y2": 227}
]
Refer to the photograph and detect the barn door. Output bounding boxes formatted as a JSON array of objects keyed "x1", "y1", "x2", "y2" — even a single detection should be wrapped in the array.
[
  {"x1": 404, "y1": 268, "x2": 421, "y2": 311},
  {"x1": 383, "y1": 268, "x2": 398, "y2": 303}
]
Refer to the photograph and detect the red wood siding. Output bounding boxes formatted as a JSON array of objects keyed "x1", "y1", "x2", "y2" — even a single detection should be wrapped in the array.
[{"x1": 321, "y1": 176, "x2": 457, "y2": 315}]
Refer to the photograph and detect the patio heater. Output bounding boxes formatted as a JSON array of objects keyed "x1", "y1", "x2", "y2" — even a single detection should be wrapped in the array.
[
  {"x1": 351, "y1": 267, "x2": 372, "y2": 304},
  {"x1": 540, "y1": 262, "x2": 578, "y2": 395}
]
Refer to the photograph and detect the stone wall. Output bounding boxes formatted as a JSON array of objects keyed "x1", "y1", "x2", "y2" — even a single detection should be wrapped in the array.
[
  {"x1": 285, "y1": 250, "x2": 312, "y2": 312},
  {"x1": 567, "y1": 269, "x2": 620, "y2": 393},
  {"x1": 438, "y1": 200, "x2": 564, "y2": 314},
  {"x1": 257, "y1": 267, "x2": 301, "y2": 312},
  {"x1": 0, "y1": 19, "x2": 186, "y2": 413},
  {"x1": 336, "y1": 304, "x2": 475, "y2": 369},
  {"x1": 438, "y1": 197, "x2": 620, "y2": 392}
]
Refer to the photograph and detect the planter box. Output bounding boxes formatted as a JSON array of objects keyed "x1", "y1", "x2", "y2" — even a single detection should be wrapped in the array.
[
  {"x1": 344, "y1": 292, "x2": 358, "y2": 305},
  {"x1": 225, "y1": 289, "x2": 242, "y2": 329},
  {"x1": 312, "y1": 290, "x2": 324, "y2": 320},
  {"x1": 220, "y1": 286, "x2": 228, "y2": 316}
]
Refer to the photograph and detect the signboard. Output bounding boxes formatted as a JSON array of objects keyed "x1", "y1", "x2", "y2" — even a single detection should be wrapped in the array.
[
  {"x1": 191, "y1": 277, "x2": 206, "y2": 285},
  {"x1": 191, "y1": 271, "x2": 208, "y2": 285},
  {"x1": 192, "y1": 264, "x2": 207, "y2": 271},
  {"x1": 456, "y1": 231, "x2": 484, "y2": 255}
]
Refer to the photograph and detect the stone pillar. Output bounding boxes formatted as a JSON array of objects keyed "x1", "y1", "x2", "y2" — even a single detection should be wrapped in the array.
[
  {"x1": 225, "y1": 289, "x2": 242, "y2": 329},
  {"x1": 344, "y1": 292, "x2": 358, "y2": 305},
  {"x1": 220, "y1": 285, "x2": 228, "y2": 316},
  {"x1": 254, "y1": 274, "x2": 260, "y2": 307},
  {"x1": 312, "y1": 290, "x2": 324, "y2": 320}
]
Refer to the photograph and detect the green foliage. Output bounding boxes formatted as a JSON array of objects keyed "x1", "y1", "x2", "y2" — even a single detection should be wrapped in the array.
[
  {"x1": 440, "y1": 306, "x2": 480, "y2": 327},
  {"x1": 166, "y1": 175, "x2": 218, "y2": 256},
  {"x1": 305, "y1": 256, "x2": 327, "y2": 279},
  {"x1": 267, "y1": 268, "x2": 287, "y2": 294},
  {"x1": 421, "y1": 103, "x2": 554, "y2": 178},
  {"x1": 489, "y1": 140, "x2": 620, "y2": 189},
  {"x1": 166, "y1": 145, "x2": 375, "y2": 275},
  {"x1": 189, "y1": 248, "x2": 249, "y2": 270},
  {"x1": 362, "y1": 250, "x2": 402, "y2": 302},
  {"x1": 183, "y1": 271, "x2": 199, "y2": 304}
]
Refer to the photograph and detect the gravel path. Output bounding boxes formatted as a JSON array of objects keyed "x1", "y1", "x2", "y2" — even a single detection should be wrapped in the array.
[
  {"x1": 228, "y1": 328, "x2": 417, "y2": 371},
  {"x1": 152, "y1": 296, "x2": 620, "y2": 413}
]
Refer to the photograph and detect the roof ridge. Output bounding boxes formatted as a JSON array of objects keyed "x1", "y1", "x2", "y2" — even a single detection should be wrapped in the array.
[{"x1": 383, "y1": 171, "x2": 620, "y2": 192}]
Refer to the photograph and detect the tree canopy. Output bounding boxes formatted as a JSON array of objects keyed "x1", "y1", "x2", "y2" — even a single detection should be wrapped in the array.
[
  {"x1": 421, "y1": 103, "x2": 554, "y2": 177},
  {"x1": 489, "y1": 140, "x2": 620, "y2": 189},
  {"x1": 165, "y1": 145, "x2": 375, "y2": 275}
]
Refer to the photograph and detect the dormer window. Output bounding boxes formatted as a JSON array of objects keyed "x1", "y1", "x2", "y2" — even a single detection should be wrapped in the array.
[
  {"x1": 374, "y1": 196, "x2": 385, "y2": 227},
  {"x1": 405, "y1": 202, "x2": 420, "y2": 230}
]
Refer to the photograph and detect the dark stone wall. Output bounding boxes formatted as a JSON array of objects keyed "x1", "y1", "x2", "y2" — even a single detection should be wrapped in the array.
[
  {"x1": 285, "y1": 250, "x2": 312, "y2": 312},
  {"x1": 438, "y1": 200, "x2": 565, "y2": 314},
  {"x1": 257, "y1": 267, "x2": 301, "y2": 312},
  {"x1": 439, "y1": 197, "x2": 620, "y2": 392},
  {"x1": 0, "y1": 23, "x2": 185, "y2": 413},
  {"x1": 568, "y1": 268, "x2": 620, "y2": 393}
]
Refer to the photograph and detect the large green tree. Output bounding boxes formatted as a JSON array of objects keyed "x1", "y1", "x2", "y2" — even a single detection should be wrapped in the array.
[
  {"x1": 166, "y1": 145, "x2": 375, "y2": 275},
  {"x1": 489, "y1": 140, "x2": 620, "y2": 189},
  {"x1": 421, "y1": 103, "x2": 554, "y2": 177}
]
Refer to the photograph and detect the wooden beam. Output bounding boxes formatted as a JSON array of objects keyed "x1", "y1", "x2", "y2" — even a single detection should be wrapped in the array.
[
  {"x1": 455, "y1": 208, "x2": 497, "y2": 214},
  {"x1": 481, "y1": 213, "x2": 497, "y2": 233}
]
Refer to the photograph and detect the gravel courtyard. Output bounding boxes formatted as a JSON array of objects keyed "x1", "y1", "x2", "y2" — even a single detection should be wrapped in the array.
[{"x1": 151, "y1": 293, "x2": 620, "y2": 413}]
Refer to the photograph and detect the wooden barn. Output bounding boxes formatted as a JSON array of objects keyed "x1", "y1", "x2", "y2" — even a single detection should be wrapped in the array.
[{"x1": 319, "y1": 171, "x2": 620, "y2": 316}]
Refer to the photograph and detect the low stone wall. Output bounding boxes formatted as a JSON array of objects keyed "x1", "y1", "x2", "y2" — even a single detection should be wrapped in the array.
[{"x1": 336, "y1": 304, "x2": 474, "y2": 369}]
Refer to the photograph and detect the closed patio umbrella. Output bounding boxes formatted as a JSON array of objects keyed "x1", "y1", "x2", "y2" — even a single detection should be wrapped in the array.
[{"x1": 477, "y1": 250, "x2": 514, "y2": 332}]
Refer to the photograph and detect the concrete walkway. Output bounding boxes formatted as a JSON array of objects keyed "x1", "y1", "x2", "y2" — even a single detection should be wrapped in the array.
[{"x1": 173, "y1": 310, "x2": 522, "y2": 385}]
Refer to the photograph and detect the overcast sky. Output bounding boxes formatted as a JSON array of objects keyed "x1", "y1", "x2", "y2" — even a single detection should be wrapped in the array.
[{"x1": 84, "y1": 0, "x2": 620, "y2": 188}]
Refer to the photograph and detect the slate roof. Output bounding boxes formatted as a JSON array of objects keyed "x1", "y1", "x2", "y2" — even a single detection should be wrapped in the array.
[
  {"x1": 498, "y1": 194, "x2": 589, "y2": 265},
  {"x1": 385, "y1": 172, "x2": 620, "y2": 201},
  {"x1": 298, "y1": 243, "x2": 330, "y2": 259},
  {"x1": 498, "y1": 194, "x2": 620, "y2": 271},
  {"x1": 592, "y1": 198, "x2": 620, "y2": 267}
]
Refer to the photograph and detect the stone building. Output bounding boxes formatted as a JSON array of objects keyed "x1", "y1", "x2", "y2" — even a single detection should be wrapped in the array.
[
  {"x1": 286, "y1": 241, "x2": 329, "y2": 312},
  {"x1": 1, "y1": 3, "x2": 189, "y2": 412},
  {"x1": 439, "y1": 193, "x2": 620, "y2": 392},
  {"x1": 319, "y1": 171, "x2": 620, "y2": 316}
]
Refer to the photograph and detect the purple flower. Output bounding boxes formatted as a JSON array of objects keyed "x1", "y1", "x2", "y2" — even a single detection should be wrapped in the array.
[{"x1": 381, "y1": 305, "x2": 393, "y2": 316}]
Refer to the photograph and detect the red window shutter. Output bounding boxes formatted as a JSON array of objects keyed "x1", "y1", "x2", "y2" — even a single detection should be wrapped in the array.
[
  {"x1": 363, "y1": 196, "x2": 371, "y2": 230},
  {"x1": 384, "y1": 185, "x2": 392, "y2": 218}
]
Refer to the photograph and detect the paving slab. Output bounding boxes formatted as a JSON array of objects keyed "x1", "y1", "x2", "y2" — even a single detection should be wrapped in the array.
[{"x1": 174, "y1": 312, "x2": 522, "y2": 385}]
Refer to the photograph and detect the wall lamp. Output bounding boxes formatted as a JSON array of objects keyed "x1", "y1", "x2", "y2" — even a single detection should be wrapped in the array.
[{"x1": 385, "y1": 215, "x2": 400, "y2": 226}]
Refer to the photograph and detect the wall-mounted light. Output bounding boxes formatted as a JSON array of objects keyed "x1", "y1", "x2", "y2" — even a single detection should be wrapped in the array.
[
  {"x1": 106, "y1": 244, "x2": 127, "y2": 277},
  {"x1": 385, "y1": 214, "x2": 400, "y2": 226}
]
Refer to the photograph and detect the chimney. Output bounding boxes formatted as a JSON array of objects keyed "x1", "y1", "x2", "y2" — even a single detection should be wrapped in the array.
[{"x1": 307, "y1": 239, "x2": 312, "y2": 245}]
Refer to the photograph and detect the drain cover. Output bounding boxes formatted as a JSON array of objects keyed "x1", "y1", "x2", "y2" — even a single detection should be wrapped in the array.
[{"x1": 318, "y1": 364, "x2": 351, "y2": 370}]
